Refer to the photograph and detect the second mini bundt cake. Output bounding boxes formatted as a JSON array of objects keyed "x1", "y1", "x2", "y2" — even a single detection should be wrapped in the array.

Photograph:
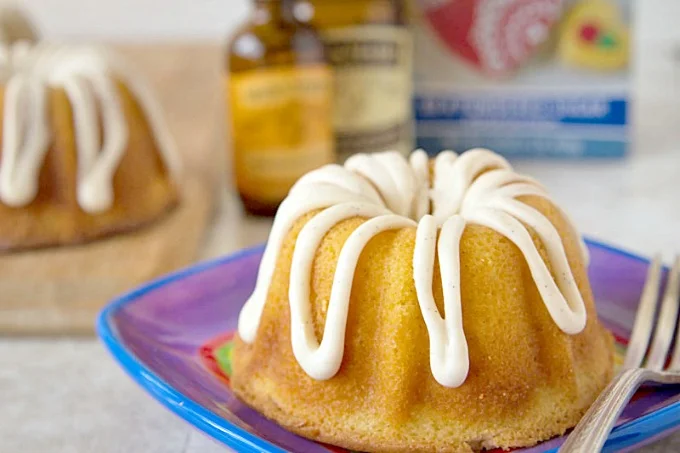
[
  {"x1": 231, "y1": 148, "x2": 614, "y2": 452},
  {"x1": 0, "y1": 42, "x2": 181, "y2": 251}
]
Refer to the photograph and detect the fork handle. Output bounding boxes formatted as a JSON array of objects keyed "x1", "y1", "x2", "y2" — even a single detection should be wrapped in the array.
[{"x1": 559, "y1": 368, "x2": 647, "y2": 453}]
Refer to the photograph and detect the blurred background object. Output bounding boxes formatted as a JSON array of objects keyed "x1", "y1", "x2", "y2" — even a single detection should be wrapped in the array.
[
  {"x1": 227, "y1": 0, "x2": 335, "y2": 216},
  {"x1": 227, "y1": 0, "x2": 413, "y2": 214},
  {"x1": 411, "y1": 0, "x2": 633, "y2": 158},
  {"x1": 307, "y1": 0, "x2": 413, "y2": 162},
  {"x1": 0, "y1": 7, "x2": 212, "y2": 333}
]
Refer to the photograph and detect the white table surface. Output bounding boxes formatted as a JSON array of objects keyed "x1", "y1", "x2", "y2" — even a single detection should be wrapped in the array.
[{"x1": 4, "y1": 21, "x2": 680, "y2": 453}]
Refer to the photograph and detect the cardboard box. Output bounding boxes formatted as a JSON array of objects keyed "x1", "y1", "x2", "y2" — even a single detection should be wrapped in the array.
[{"x1": 410, "y1": 0, "x2": 632, "y2": 158}]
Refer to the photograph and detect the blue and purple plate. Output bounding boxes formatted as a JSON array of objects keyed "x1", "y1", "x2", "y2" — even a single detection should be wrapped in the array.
[{"x1": 97, "y1": 240, "x2": 680, "y2": 453}]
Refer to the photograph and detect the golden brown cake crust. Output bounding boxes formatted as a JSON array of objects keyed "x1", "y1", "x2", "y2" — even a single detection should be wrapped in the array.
[
  {"x1": 231, "y1": 194, "x2": 615, "y2": 452},
  {"x1": 0, "y1": 81, "x2": 179, "y2": 252}
]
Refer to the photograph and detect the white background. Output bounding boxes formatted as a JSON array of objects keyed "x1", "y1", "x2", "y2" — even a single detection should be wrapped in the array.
[
  {"x1": 14, "y1": 0, "x2": 252, "y2": 41},
  {"x1": 12, "y1": 0, "x2": 678, "y2": 44}
]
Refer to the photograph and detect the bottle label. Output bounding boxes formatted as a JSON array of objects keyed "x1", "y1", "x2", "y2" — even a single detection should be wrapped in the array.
[
  {"x1": 320, "y1": 25, "x2": 413, "y2": 161},
  {"x1": 228, "y1": 65, "x2": 335, "y2": 203}
]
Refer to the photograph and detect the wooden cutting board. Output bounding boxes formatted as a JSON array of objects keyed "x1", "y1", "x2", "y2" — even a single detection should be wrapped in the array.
[{"x1": 0, "y1": 44, "x2": 224, "y2": 335}]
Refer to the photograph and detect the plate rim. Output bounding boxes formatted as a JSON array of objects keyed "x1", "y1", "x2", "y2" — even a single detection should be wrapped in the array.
[
  {"x1": 97, "y1": 244, "x2": 285, "y2": 453},
  {"x1": 96, "y1": 238, "x2": 680, "y2": 453}
]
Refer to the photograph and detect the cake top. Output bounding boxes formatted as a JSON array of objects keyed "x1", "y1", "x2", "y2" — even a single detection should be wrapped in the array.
[
  {"x1": 0, "y1": 41, "x2": 181, "y2": 213},
  {"x1": 238, "y1": 149, "x2": 588, "y2": 388}
]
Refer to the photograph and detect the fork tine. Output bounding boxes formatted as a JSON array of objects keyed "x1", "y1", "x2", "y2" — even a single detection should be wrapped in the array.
[
  {"x1": 646, "y1": 256, "x2": 680, "y2": 370},
  {"x1": 623, "y1": 255, "x2": 663, "y2": 369},
  {"x1": 664, "y1": 257, "x2": 680, "y2": 369}
]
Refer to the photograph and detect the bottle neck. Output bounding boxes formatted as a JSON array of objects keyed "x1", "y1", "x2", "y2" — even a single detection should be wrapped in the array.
[{"x1": 253, "y1": 0, "x2": 296, "y2": 25}]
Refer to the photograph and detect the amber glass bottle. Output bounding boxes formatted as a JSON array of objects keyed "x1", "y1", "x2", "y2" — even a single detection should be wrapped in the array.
[
  {"x1": 227, "y1": 0, "x2": 335, "y2": 216},
  {"x1": 302, "y1": 0, "x2": 413, "y2": 162}
]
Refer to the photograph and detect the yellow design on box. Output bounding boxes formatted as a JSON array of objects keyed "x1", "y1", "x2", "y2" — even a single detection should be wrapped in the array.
[{"x1": 559, "y1": 0, "x2": 630, "y2": 71}]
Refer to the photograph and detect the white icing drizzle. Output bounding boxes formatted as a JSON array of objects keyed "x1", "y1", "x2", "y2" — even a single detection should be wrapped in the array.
[
  {"x1": 238, "y1": 149, "x2": 588, "y2": 387},
  {"x1": 414, "y1": 214, "x2": 469, "y2": 387},
  {"x1": 290, "y1": 209, "x2": 414, "y2": 379},
  {"x1": 0, "y1": 41, "x2": 181, "y2": 213}
]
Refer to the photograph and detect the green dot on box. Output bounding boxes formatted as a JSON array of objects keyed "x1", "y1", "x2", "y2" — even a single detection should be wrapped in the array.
[{"x1": 599, "y1": 33, "x2": 617, "y2": 48}]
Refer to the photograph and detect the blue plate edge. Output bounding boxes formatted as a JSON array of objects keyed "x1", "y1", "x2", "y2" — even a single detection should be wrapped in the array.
[
  {"x1": 96, "y1": 238, "x2": 680, "y2": 453},
  {"x1": 96, "y1": 244, "x2": 285, "y2": 453}
]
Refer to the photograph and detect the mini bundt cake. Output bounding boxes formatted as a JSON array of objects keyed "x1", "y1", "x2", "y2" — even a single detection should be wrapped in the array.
[
  {"x1": 231, "y1": 149, "x2": 614, "y2": 452},
  {"x1": 0, "y1": 42, "x2": 181, "y2": 251}
]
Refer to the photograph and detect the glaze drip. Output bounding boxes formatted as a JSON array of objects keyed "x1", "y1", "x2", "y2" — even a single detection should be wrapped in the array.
[
  {"x1": 238, "y1": 149, "x2": 588, "y2": 387},
  {"x1": 0, "y1": 42, "x2": 181, "y2": 213}
]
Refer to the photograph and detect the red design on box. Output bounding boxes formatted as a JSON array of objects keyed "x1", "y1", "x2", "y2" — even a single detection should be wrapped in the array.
[{"x1": 419, "y1": 0, "x2": 564, "y2": 75}]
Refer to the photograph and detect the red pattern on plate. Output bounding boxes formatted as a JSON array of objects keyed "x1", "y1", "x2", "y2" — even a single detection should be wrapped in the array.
[{"x1": 199, "y1": 331, "x2": 234, "y2": 385}]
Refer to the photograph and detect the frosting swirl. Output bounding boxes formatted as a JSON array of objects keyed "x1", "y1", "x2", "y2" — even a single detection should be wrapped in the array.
[{"x1": 238, "y1": 149, "x2": 587, "y2": 388}]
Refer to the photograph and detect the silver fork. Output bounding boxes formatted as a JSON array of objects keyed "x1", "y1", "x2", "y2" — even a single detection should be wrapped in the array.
[{"x1": 560, "y1": 254, "x2": 680, "y2": 453}]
